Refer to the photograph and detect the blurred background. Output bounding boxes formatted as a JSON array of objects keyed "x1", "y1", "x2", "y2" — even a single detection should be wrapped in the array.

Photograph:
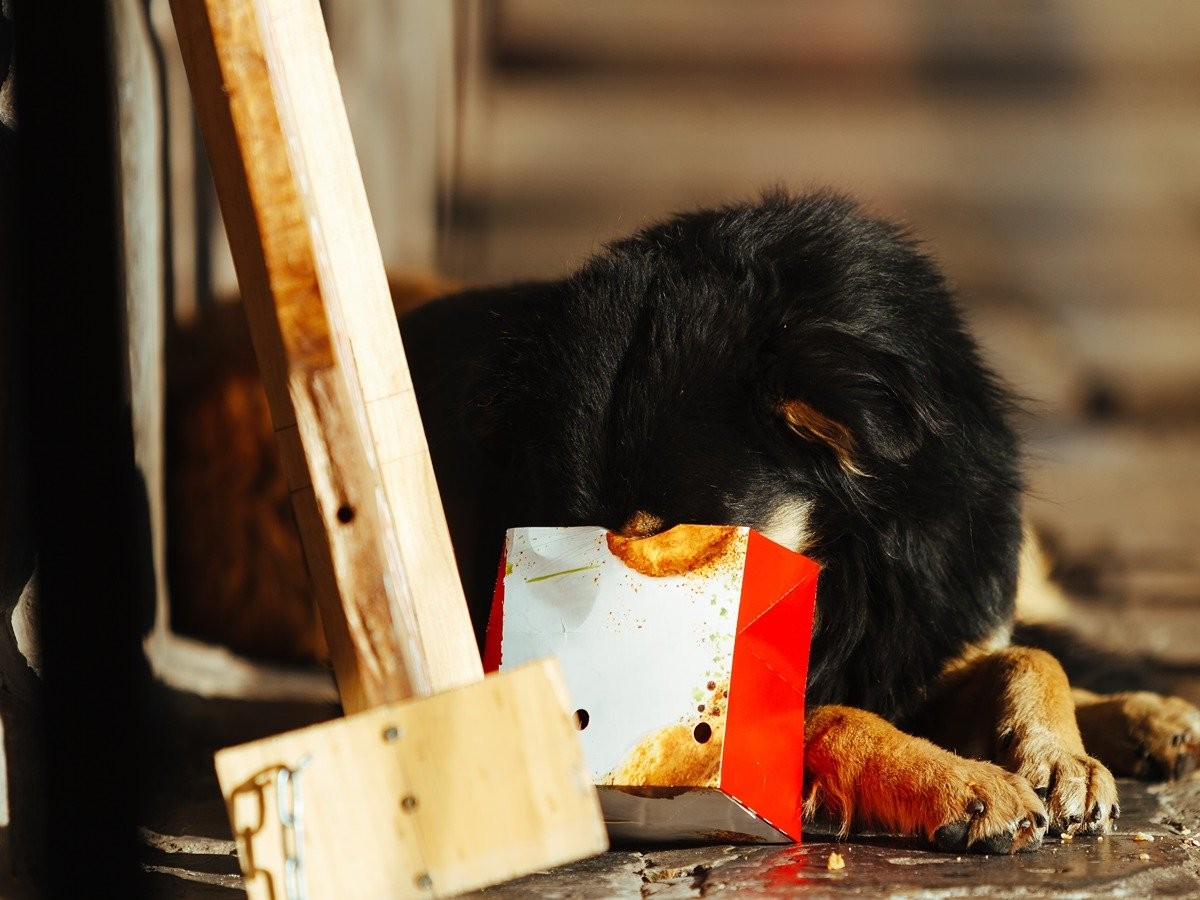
[
  {"x1": 134, "y1": 0, "x2": 1200, "y2": 692},
  {"x1": 472, "y1": 2, "x2": 1200, "y2": 676},
  {"x1": 432, "y1": 1, "x2": 1200, "y2": 674},
  {"x1": 337, "y1": 0, "x2": 1200, "y2": 673}
]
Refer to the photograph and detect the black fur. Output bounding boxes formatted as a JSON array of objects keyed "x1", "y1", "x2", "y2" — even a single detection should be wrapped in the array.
[{"x1": 401, "y1": 192, "x2": 1024, "y2": 724}]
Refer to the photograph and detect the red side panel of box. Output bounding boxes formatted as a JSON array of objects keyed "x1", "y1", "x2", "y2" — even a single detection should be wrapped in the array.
[
  {"x1": 721, "y1": 531, "x2": 820, "y2": 841},
  {"x1": 482, "y1": 544, "x2": 508, "y2": 673}
]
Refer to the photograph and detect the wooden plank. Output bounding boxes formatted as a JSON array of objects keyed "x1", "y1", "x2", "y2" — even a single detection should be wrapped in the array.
[
  {"x1": 253, "y1": 0, "x2": 482, "y2": 692},
  {"x1": 251, "y1": 2, "x2": 479, "y2": 690},
  {"x1": 169, "y1": 0, "x2": 482, "y2": 708},
  {"x1": 215, "y1": 659, "x2": 607, "y2": 899}
]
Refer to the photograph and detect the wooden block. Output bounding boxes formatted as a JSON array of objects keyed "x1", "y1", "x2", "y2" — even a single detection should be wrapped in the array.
[{"x1": 215, "y1": 659, "x2": 608, "y2": 899}]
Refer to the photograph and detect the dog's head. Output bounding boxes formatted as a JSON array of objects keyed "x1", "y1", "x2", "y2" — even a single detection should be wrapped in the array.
[{"x1": 469, "y1": 192, "x2": 1020, "y2": 570}]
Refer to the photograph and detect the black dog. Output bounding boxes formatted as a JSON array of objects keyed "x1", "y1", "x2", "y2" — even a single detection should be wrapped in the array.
[
  {"x1": 405, "y1": 192, "x2": 1020, "y2": 697},
  {"x1": 399, "y1": 192, "x2": 1190, "y2": 851}
]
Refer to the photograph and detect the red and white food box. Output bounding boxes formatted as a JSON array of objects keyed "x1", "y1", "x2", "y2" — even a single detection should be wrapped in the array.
[{"x1": 484, "y1": 524, "x2": 819, "y2": 843}]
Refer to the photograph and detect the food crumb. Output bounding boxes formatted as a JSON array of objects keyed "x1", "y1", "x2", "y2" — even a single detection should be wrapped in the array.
[
  {"x1": 1097, "y1": 836, "x2": 1104, "y2": 842},
  {"x1": 1138, "y1": 852, "x2": 1151, "y2": 861},
  {"x1": 1060, "y1": 832, "x2": 1074, "y2": 843},
  {"x1": 827, "y1": 851, "x2": 845, "y2": 871},
  {"x1": 1134, "y1": 832, "x2": 1155, "y2": 842}
]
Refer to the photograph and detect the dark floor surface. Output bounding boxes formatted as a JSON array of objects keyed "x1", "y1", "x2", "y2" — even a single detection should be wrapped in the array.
[{"x1": 122, "y1": 684, "x2": 1200, "y2": 898}]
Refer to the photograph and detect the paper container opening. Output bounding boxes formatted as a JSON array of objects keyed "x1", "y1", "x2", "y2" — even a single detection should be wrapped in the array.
[{"x1": 485, "y1": 525, "x2": 819, "y2": 843}]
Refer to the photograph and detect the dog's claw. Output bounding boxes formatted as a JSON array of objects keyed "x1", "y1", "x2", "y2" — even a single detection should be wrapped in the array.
[{"x1": 929, "y1": 762, "x2": 1047, "y2": 854}]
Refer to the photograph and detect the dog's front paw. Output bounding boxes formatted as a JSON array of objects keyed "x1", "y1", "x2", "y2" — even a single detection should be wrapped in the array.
[
  {"x1": 927, "y1": 757, "x2": 1049, "y2": 853},
  {"x1": 1077, "y1": 692, "x2": 1200, "y2": 781},
  {"x1": 1001, "y1": 736, "x2": 1119, "y2": 835},
  {"x1": 805, "y1": 706, "x2": 1048, "y2": 853}
]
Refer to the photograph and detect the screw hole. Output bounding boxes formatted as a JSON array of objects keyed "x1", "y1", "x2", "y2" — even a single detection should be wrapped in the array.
[
  {"x1": 336, "y1": 505, "x2": 355, "y2": 524},
  {"x1": 383, "y1": 725, "x2": 400, "y2": 742},
  {"x1": 574, "y1": 709, "x2": 589, "y2": 730},
  {"x1": 693, "y1": 722, "x2": 712, "y2": 744},
  {"x1": 401, "y1": 795, "x2": 418, "y2": 812}
]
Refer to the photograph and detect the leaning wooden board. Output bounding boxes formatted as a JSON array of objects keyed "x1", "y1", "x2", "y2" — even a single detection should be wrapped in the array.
[
  {"x1": 169, "y1": 0, "x2": 475, "y2": 709},
  {"x1": 168, "y1": 0, "x2": 606, "y2": 895}
]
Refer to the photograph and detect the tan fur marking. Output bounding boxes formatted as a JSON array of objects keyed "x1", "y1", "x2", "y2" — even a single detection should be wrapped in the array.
[
  {"x1": 777, "y1": 399, "x2": 863, "y2": 475},
  {"x1": 1014, "y1": 521, "x2": 1074, "y2": 624},
  {"x1": 940, "y1": 625, "x2": 1014, "y2": 680}
]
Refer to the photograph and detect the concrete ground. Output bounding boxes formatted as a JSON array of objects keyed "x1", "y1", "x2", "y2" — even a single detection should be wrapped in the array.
[{"x1": 142, "y1": 3, "x2": 1200, "y2": 896}]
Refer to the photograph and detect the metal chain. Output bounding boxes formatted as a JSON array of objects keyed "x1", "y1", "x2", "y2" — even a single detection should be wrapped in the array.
[{"x1": 233, "y1": 755, "x2": 314, "y2": 900}]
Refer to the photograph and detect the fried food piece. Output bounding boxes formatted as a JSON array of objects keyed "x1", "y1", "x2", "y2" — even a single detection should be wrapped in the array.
[{"x1": 605, "y1": 524, "x2": 738, "y2": 577}]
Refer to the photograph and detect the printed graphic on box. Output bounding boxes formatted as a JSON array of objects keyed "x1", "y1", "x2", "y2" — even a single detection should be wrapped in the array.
[{"x1": 485, "y1": 525, "x2": 819, "y2": 843}]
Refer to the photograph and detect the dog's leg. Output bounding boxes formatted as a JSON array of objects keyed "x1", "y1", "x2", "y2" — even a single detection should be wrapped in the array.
[
  {"x1": 1074, "y1": 689, "x2": 1200, "y2": 781},
  {"x1": 915, "y1": 647, "x2": 1119, "y2": 835},
  {"x1": 804, "y1": 705, "x2": 1047, "y2": 853}
]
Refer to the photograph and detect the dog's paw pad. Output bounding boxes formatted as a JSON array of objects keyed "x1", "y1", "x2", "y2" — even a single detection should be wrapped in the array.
[
  {"x1": 934, "y1": 819, "x2": 971, "y2": 852},
  {"x1": 971, "y1": 830, "x2": 1015, "y2": 855},
  {"x1": 929, "y1": 762, "x2": 1047, "y2": 854}
]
